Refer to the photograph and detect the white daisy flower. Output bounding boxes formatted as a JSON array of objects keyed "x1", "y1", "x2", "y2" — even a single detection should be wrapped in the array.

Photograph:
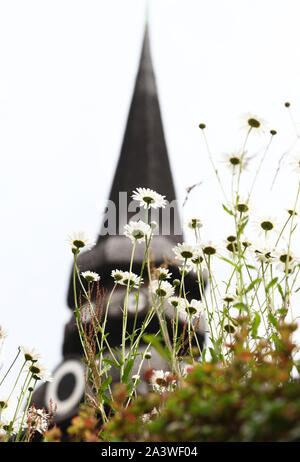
[
  {"x1": 154, "y1": 267, "x2": 172, "y2": 281},
  {"x1": 0, "y1": 394, "x2": 14, "y2": 413},
  {"x1": 0, "y1": 414, "x2": 24, "y2": 435},
  {"x1": 240, "y1": 113, "x2": 267, "y2": 135},
  {"x1": 111, "y1": 269, "x2": 125, "y2": 283},
  {"x1": 119, "y1": 271, "x2": 143, "y2": 289},
  {"x1": 124, "y1": 220, "x2": 152, "y2": 244},
  {"x1": 67, "y1": 231, "x2": 94, "y2": 252},
  {"x1": 251, "y1": 239, "x2": 276, "y2": 264},
  {"x1": 81, "y1": 271, "x2": 100, "y2": 283},
  {"x1": 179, "y1": 299, "x2": 203, "y2": 317},
  {"x1": 221, "y1": 293, "x2": 238, "y2": 305},
  {"x1": 186, "y1": 217, "x2": 203, "y2": 230},
  {"x1": 132, "y1": 187, "x2": 167, "y2": 209},
  {"x1": 151, "y1": 280, "x2": 175, "y2": 299},
  {"x1": 240, "y1": 235, "x2": 252, "y2": 250},
  {"x1": 150, "y1": 221, "x2": 158, "y2": 230},
  {"x1": 27, "y1": 361, "x2": 53, "y2": 383},
  {"x1": 173, "y1": 242, "x2": 196, "y2": 261},
  {"x1": 221, "y1": 150, "x2": 249, "y2": 172},
  {"x1": 250, "y1": 213, "x2": 280, "y2": 237},
  {"x1": 287, "y1": 152, "x2": 300, "y2": 175},
  {"x1": 185, "y1": 245, "x2": 205, "y2": 272},
  {"x1": 274, "y1": 248, "x2": 300, "y2": 273},
  {"x1": 234, "y1": 196, "x2": 254, "y2": 215},
  {"x1": 150, "y1": 370, "x2": 176, "y2": 393},
  {"x1": 144, "y1": 351, "x2": 152, "y2": 360},
  {"x1": 20, "y1": 346, "x2": 41, "y2": 363},
  {"x1": 200, "y1": 240, "x2": 219, "y2": 257},
  {"x1": 168, "y1": 296, "x2": 185, "y2": 309},
  {"x1": 179, "y1": 265, "x2": 193, "y2": 277},
  {"x1": 222, "y1": 235, "x2": 239, "y2": 255},
  {"x1": 286, "y1": 207, "x2": 299, "y2": 220}
]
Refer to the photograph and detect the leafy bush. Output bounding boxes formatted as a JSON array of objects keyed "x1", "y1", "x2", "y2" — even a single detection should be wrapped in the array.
[{"x1": 58, "y1": 319, "x2": 300, "y2": 442}]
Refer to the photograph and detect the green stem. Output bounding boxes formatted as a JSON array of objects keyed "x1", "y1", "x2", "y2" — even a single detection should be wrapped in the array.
[
  {"x1": 201, "y1": 130, "x2": 228, "y2": 202},
  {"x1": 0, "y1": 348, "x2": 21, "y2": 387},
  {"x1": 121, "y1": 239, "x2": 137, "y2": 381}
]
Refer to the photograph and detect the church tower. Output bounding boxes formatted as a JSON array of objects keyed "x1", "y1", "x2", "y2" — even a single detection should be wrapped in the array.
[{"x1": 31, "y1": 24, "x2": 205, "y2": 430}]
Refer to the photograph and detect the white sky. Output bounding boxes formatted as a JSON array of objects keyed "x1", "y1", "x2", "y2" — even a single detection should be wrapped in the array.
[{"x1": 1, "y1": 0, "x2": 300, "y2": 380}]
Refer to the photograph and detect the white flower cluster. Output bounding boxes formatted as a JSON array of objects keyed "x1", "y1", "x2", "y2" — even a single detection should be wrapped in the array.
[
  {"x1": 150, "y1": 369, "x2": 177, "y2": 393},
  {"x1": 169, "y1": 297, "x2": 203, "y2": 318},
  {"x1": 0, "y1": 345, "x2": 52, "y2": 440},
  {"x1": 19, "y1": 346, "x2": 53, "y2": 383},
  {"x1": 27, "y1": 406, "x2": 49, "y2": 434},
  {"x1": 173, "y1": 242, "x2": 218, "y2": 273},
  {"x1": 151, "y1": 280, "x2": 175, "y2": 299},
  {"x1": 0, "y1": 400, "x2": 49, "y2": 437},
  {"x1": 111, "y1": 269, "x2": 143, "y2": 289}
]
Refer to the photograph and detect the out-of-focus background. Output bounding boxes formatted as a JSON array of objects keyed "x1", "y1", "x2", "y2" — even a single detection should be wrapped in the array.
[{"x1": 1, "y1": 0, "x2": 300, "y2": 379}]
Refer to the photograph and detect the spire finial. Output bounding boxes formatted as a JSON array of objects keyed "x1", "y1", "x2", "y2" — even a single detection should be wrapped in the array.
[{"x1": 145, "y1": 0, "x2": 150, "y2": 24}]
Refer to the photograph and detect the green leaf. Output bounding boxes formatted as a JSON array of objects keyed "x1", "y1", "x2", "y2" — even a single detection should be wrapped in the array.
[
  {"x1": 266, "y1": 277, "x2": 278, "y2": 292},
  {"x1": 122, "y1": 358, "x2": 135, "y2": 384},
  {"x1": 102, "y1": 393, "x2": 111, "y2": 406},
  {"x1": 271, "y1": 333, "x2": 282, "y2": 348},
  {"x1": 100, "y1": 375, "x2": 112, "y2": 393},
  {"x1": 103, "y1": 358, "x2": 120, "y2": 370},
  {"x1": 143, "y1": 334, "x2": 171, "y2": 361},
  {"x1": 277, "y1": 307, "x2": 288, "y2": 317},
  {"x1": 277, "y1": 283, "x2": 285, "y2": 300},
  {"x1": 209, "y1": 347, "x2": 218, "y2": 363},
  {"x1": 233, "y1": 302, "x2": 249, "y2": 312},
  {"x1": 251, "y1": 312, "x2": 261, "y2": 338},
  {"x1": 245, "y1": 278, "x2": 261, "y2": 293},
  {"x1": 99, "y1": 362, "x2": 112, "y2": 376},
  {"x1": 222, "y1": 204, "x2": 234, "y2": 216},
  {"x1": 220, "y1": 257, "x2": 239, "y2": 269},
  {"x1": 268, "y1": 312, "x2": 278, "y2": 328},
  {"x1": 246, "y1": 264, "x2": 257, "y2": 271},
  {"x1": 237, "y1": 218, "x2": 249, "y2": 235}
]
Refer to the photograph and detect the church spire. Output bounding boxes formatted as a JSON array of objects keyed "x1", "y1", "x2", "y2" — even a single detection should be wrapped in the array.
[
  {"x1": 66, "y1": 24, "x2": 183, "y2": 307},
  {"x1": 100, "y1": 24, "x2": 181, "y2": 238}
]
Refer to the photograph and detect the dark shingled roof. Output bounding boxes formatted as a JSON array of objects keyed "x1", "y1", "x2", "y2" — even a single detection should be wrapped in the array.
[{"x1": 101, "y1": 24, "x2": 181, "y2": 235}]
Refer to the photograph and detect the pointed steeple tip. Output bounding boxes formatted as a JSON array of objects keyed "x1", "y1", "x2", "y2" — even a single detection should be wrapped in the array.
[
  {"x1": 98, "y1": 10, "x2": 182, "y2": 239},
  {"x1": 145, "y1": 0, "x2": 150, "y2": 25}
]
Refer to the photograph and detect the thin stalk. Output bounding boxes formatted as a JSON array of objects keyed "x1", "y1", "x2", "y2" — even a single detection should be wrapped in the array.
[
  {"x1": 0, "y1": 348, "x2": 21, "y2": 387},
  {"x1": 284, "y1": 181, "x2": 300, "y2": 317},
  {"x1": 121, "y1": 239, "x2": 137, "y2": 381},
  {"x1": 248, "y1": 134, "x2": 274, "y2": 198},
  {"x1": 200, "y1": 129, "x2": 228, "y2": 202},
  {"x1": 128, "y1": 228, "x2": 153, "y2": 355},
  {"x1": 15, "y1": 378, "x2": 37, "y2": 442}
]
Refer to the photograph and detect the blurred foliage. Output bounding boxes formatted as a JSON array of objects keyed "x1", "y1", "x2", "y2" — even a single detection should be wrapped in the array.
[{"x1": 47, "y1": 318, "x2": 300, "y2": 442}]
